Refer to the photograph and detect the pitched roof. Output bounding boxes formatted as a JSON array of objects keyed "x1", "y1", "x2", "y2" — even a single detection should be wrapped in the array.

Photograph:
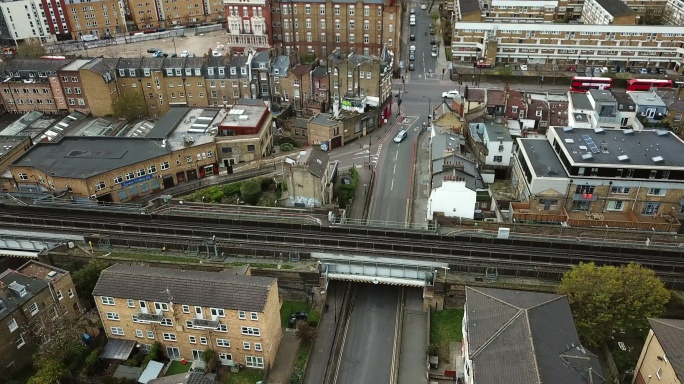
[
  {"x1": 459, "y1": 0, "x2": 480, "y2": 14},
  {"x1": 0, "y1": 270, "x2": 49, "y2": 321},
  {"x1": 290, "y1": 64, "x2": 310, "y2": 77},
  {"x1": 595, "y1": 0, "x2": 634, "y2": 17},
  {"x1": 92, "y1": 264, "x2": 276, "y2": 312},
  {"x1": 149, "y1": 372, "x2": 220, "y2": 384},
  {"x1": 307, "y1": 149, "x2": 330, "y2": 178},
  {"x1": 312, "y1": 66, "x2": 328, "y2": 79},
  {"x1": 648, "y1": 318, "x2": 684, "y2": 379},
  {"x1": 465, "y1": 287, "x2": 604, "y2": 384},
  {"x1": 80, "y1": 57, "x2": 116, "y2": 75}
]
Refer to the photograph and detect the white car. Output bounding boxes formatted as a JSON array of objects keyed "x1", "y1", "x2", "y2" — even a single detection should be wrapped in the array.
[
  {"x1": 442, "y1": 90, "x2": 460, "y2": 99},
  {"x1": 421, "y1": 4, "x2": 427, "y2": 9},
  {"x1": 180, "y1": 50, "x2": 189, "y2": 58},
  {"x1": 431, "y1": 50, "x2": 438, "y2": 58},
  {"x1": 520, "y1": 64, "x2": 528, "y2": 71},
  {"x1": 410, "y1": 45, "x2": 416, "y2": 52},
  {"x1": 410, "y1": 8, "x2": 415, "y2": 14},
  {"x1": 600, "y1": 67, "x2": 609, "y2": 73}
]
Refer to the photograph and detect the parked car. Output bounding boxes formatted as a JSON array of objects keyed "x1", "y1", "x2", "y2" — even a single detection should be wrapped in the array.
[
  {"x1": 180, "y1": 50, "x2": 189, "y2": 58},
  {"x1": 429, "y1": 28, "x2": 435, "y2": 35},
  {"x1": 442, "y1": 90, "x2": 460, "y2": 99},
  {"x1": 147, "y1": 48, "x2": 161, "y2": 53},
  {"x1": 410, "y1": 34, "x2": 415, "y2": 41},
  {"x1": 410, "y1": 8, "x2": 415, "y2": 14},
  {"x1": 430, "y1": 38, "x2": 436, "y2": 45},
  {"x1": 409, "y1": 51, "x2": 416, "y2": 61},
  {"x1": 431, "y1": 50, "x2": 438, "y2": 58},
  {"x1": 421, "y1": 4, "x2": 427, "y2": 10},
  {"x1": 639, "y1": 68, "x2": 649, "y2": 74},
  {"x1": 655, "y1": 67, "x2": 667, "y2": 74},
  {"x1": 409, "y1": 63, "x2": 415, "y2": 71}
]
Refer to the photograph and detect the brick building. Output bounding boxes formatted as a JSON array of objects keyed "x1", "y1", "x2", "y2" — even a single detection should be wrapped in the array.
[
  {"x1": 116, "y1": 57, "x2": 168, "y2": 118},
  {"x1": 93, "y1": 264, "x2": 282, "y2": 369},
  {"x1": 0, "y1": 262, "x2": 80, "y2": 376},
  {"x1": 224, "y1": 0, "x2": 272, "y2": 52},
  {"x1": 41, "y1": 0, "x2": 73, "y2": 40},
  {"x1": 58, "y1": 59, "x2": 92, "y2": 113},
  {"x1": 159, "y1": 57, "x2": 209, "y2": 108},
  {"x1": 205, "y1": 55, "x2": 251, "y2": 107},
  {"x1": 65, "y1": 0, "x2": 126, "y2": 39},
  {"x1": 78, "y1": 57, "x2": 118, "y2": 117},
  {"x1": 269, "y1": 0, "x2": 401, "y2": 67},
  {"x1": 0, "y1": 59, "x2": 69, "y2": 114},
  {"x1": 215, "y1": 101, "x2": 273, "y2": 165}
]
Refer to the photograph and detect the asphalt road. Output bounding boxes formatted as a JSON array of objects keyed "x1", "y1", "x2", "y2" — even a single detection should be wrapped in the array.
[
  {"x1": 406, "y1": 5, "x2": 438, "y2": 79},
  {"x1": 335, "y1": 284, "x2": 401, "y2": 384}
]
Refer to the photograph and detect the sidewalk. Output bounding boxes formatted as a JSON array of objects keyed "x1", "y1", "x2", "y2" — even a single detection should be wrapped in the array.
[
  {"x1": 398, "y1": 290, "x2": 429, "y2": 384},
  {"x1": 347, "y1": 166, "x2": 372, "y2": 220},
  {"x1": 267, "y1": 329, "x2": 300, "y2": 384},
  {"x1": 411, "y1": 130, "x2": 431, "y2": 226},
  {"x1": 303, "y1": 282, "x2": 344, "y2": 384}
]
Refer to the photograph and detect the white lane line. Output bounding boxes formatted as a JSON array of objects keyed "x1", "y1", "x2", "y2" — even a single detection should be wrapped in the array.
[
  {"x1": 393, "y1": 164, "x2": 396, "y2": 174},
  {"x1": 394, "y1": 151, "x2": 398, "y2": 161},
  {"x1": 391, "y1": 179, "x2": 394, "y2": 190}
]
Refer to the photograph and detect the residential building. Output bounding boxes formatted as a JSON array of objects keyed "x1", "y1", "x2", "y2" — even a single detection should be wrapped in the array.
[
  {"x1": 427, "y1": 132, "x2": 490, "y2": 221},
  {"x1": 249, "y1": 49, "x2": 272, "y2": 101},
  {"x1": 279, "y1": 63, "x2": 325, "y2": 116},
  {"x1": 505, "y1": 90, "x2": 526, "y2": 121},
  {"x1": 205, "y1": 55, "x2": 250, "y2": 107},
  {"x1": 161, "y1": 57, "x2": 209, "y2": 108},
  {"x1": 462, "y1": 287, "x2": 605, "y2": 384},
  {"x1": 656, "y1": 88, "x2": 684, "y2": 134},
  {"x1": 224, "y1": 0, "x2": 271, "y2": 52},
  {"x1": 0, "y1": 263, "x2": 79, "y2": 375},
  {"x1": 92, "y1": 264, "x2": 282, "y2": 369},
  {"x1": 282, "y1": 147, "x2": 333, "y2": 207},
  {"x1": 450, "y1": 17, "x2": 684, "y2": 69},
  {"x1": 612, "y1": 90, "x2": 637, "y2": 128},
  {"x1": 485, "y1": 89, "x2": 505, "y2": 118},
  {"x1": 125, "y1": 0, "x2": 222, "y2": 31},
  {"x1": 0, "y1": 135, "x2": 33, "y2": 191},
  {"x1": 327, "y1": 48, "x2": 394, "y2": 127},
  {"x1": 568, "y1": 92, "x2": 595, "y2": 129},
  {"x1": 270, "y1": 0, "x2": 401, "y2": 67},
  {"x1": 633, "y1": 318, "x2": 684, "y2": 384},
  {"x1": 665, "y1": 0, "x2": 684, "y2": 25},
  {"x1": 8, "y1": 106, "x2": 221, "y2": 201},
  {"x1": 270, "y1": 54, "x2": 290, "y2": 106},
  {"x1": 0, "y1": 0, "x2": 54, "y2": 44},
  {"x1": 0, "y1": 59, "x2": 69, "y2": 114},
  {"x1": 306, "y1": 110, "x2": 376, "y2": 149},
  {"x1": 215, "y1": 102, "x2": 273, "y2": 164},
  {"x1": 510, "y1": 127, "x2": 684, "y2": 231},
  {"x1": 65, "y1": 0, "x2": 127, "y2": 39},
  {"x1": 116, "y1": 57, "x2": 167, "y2": 117},
  {"x1": 58, "y1": 59, "x2": 91, "y2": 113},
  {"x1": 464, "y1": 122, "x2": 514, "y2": 175},
  {"x1": 580, "y1": 0, "x2": 637, "y2": 25},
  {"x1": 587, "y1": 89, "x2": 621, "y2": 129},
  {"x1": 41, "y1": 0, "x2": 73, "y2": 41},
  {"x1": 629, "y1": 91, "x2": 668, "y2": 124},
  {"x1": 310, "y1": 65, "x2": 329, "y2": 110},
  {"x1": 78, "y1": 57, "x2": 118, "y2": 117},
  {"x1": 522, "y1": 93, "x2": 569, "y2": 132}
]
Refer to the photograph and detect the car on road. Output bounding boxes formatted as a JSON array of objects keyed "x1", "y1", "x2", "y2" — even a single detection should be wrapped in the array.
[
  {"x1": 421, "y1": 4, "x2": 427, "y2": 9},
  {"x1": 409, "y1": 51, "x2": 415, "y2": 61},
  {"x1": 655, "y1": 67, "x2": 667, "y2": 74},
  {"x1": 410, "y1": 18, "x2": 416, "y2": 26},
  {"x1": 410, "y1": 8, "x2": 415, "y2": 14},
  {"x1": 152, "y1": 51, "x2": 165, "y2": 57},
  {"x1": 410, "y1": 45, "x2": 416, "y2": 52},
  {"x1": 410, "y1": 34, "x2": 415, "y2": 41},
  {"x1": 147, "y1": 48, "x2": 161, "y2": 53},
  {"x1": 639, "y1": 68, "x2": 649, "y2": 74},
  {"x1": 429, "y1": 28, "x2": 435, "y2": 35},
  {"x1": 431, "y1": 50, "x2": 438, "y2": 58},
  {"x1": 430, "y1": 38, "x2": 436, "y2": 45},
  {"x1": 212, "y1": 50, "x2": 223, "y2": 57},
  {"x1": 442, "y1": 90, "x2": 460, "y2": 99},
  {"x1": 173, "y1": 25, "x2": 184, "y2": 30},
  {"x1": 409, "y1": 63, "x2": 415, "y2": 71},
  {"x1": 393, "y1": 130, "x2": 407, "y2": 143}
]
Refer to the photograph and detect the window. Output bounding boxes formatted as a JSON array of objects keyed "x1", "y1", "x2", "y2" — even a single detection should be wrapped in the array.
[
  {"x1": 161, "y1": 161, "x2": 170, "y2": 170},
  {"x1": 15, "y1": 334, "x2": 25, "y2": 349},
  {"x1": 305, "y1": 4, "x2": 310, "y2": 14},
  {"x1": 247, "y1": 145, "x2": 256, "y2": 152},
  {"x1": 200, "y1": 337, "x2": 208, "y2": 345},
  {"x1": 57, "y1": 290, "x2": 63, "y2": 301},
  {"x1": 607, "y1": 200, "x2": 624, "y2": 211},
  {"x1": 211, "y1": 308, "x2": 225, "y2": 317},
  {"x1": 18, "y1": 173, "x2": 28, "y2": 180},
  {"x1": 125, "y1": 172, "x2": 135, "y2": 181},
  {"x1": 255, "y1": 343, "x2": 262, "y2": 351},
  {"x1": 154, "y1": 302, "x2": 169, "y2": 311},
  {"x1": 349, "y1": 5, "x2": 354, "y2": 15},
  {"x1": 67, "y1": 289, "x2": 74, "y2": 298},
  {"x1": 182, "y1": 305, "x2": 190, "y2": 313},
  {"x1": 493, "y1": 156, "x2": 503, "y2": 162},
  {"x1": 163, "y1": 333, "x2": 177, "y2": 341},
  {"x1": 147, "y1": 330, "x2": 154, "y2": 339},
  {"x1": 8, "y1": 318, "x2": 18, "y2": 332},
  {"x1": 101, "y1": 297, "x2": 115, "y2": 305},
  {"x1": 241, "y1": 326, "x2": 260, "y2": 336},
  {"x1": 148, "y1": 165, "x2": 157, "y2": 174},
  {"x1": 27, "y1": 303, "x2": 38, "y2": 316},
  {"x1": 647, "y1": 188, "x2": 667, "y2": 196},
  {"x1": 243, "y1": 341, "x2": 251, "y2": 350},
  {"x1": 96, "y1": 181, "x2": 106, "y2": 191},
  {"x1": 136, "y1": 169, "x2": 146, "y2": 177},
  {"x1": 216, "y1": 324, "x2": 228, "y2": 332},
  {"x1": 114, "y1": 176, "x2": 123, "y2": 184},
  {"x1": 160, "y1": 318, "x2": 173, "y2": 326},
  {"x1": 246, "y1": 356, "x2": 264, "y2": 368},
  {"x1": 136, "y1": 329, "x2": 144, "y2": 338},
  {"x1": 111, "y1": 327, "x2": 124, "y2": 335},
  {"x1": 642, "y1": 202, "x2": 661, "y2": 215},
  {"x1": 189, "y1": 335, "x2": 197, "y2": 344},
  {"x1": 217, "y1": 339, "x2": 230, "y2": 347},
  {"x1": 250, "y1": 312, "x2": 258, "y2": 321},
  {"x1": 610, "y1": 186, "x2": 630, "y2": 194},
  {"x1": 106, "y1": 312, "x2": 120, "y2": 321}
]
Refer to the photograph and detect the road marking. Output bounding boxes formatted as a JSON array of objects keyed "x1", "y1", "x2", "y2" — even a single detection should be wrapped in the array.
[
  {"x1": 391, "y1": 179, "x2": 394, "y2": 190},
  {"x1": 394, "y1": 152, "x2": 398, "y2": 161},
  {"x1": 393, "y1": 164, "x2": 396, "y2": 174}
]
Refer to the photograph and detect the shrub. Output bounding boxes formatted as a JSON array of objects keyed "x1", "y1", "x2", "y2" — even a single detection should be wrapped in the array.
[
  {"x1": 81, "y1": 348, "x2": 103, "y2": 377},
  {"x1": 308, "y1": 310, "x2": 321, "y2": 327},
  {"x1": 427, "y1": 344, "x2": 438, "y2": 356},
  {"x1": 279, "y1": 136, "x2": 295, "y2": 145},
  {"x1": 142, "y1": 342, "x2": 163, "y2": 368},
  {"x1": 288, "y1": 366, "x2": 305, "y2": 384},
  {"x1": 240, "y1": 178, "x2": 262, "y2": 205},
  {"x1": 281, "y1": 143, "x2": 294, "y2": 151},
  {"x1": 258, "y1": 191, "x2": 278, "y2": 207},
  {"x1": 295, "y1": 323, "x2": 318, "y2": 344}
]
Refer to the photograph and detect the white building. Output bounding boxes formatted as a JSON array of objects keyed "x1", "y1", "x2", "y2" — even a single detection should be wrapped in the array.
[
  {"x1": 580, "y1": 0, "x2": 635, "y2": 25},
  {"x1": 665, "y1": 0, "x2": 684, "y2": 26},
  {"x1": 0, "y1": 0, "x2": 54, "y2": 43}
]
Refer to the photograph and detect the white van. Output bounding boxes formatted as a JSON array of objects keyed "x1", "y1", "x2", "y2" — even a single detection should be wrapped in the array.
[
  {"x1": 81, "y1": 34, "x2": 98, "y2": 42},
  {"x1": 394, "y1": 130, "x2": 407, "y2": 143}
]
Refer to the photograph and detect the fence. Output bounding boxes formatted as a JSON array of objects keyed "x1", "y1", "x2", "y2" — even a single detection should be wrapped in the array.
[
  {"x1": 45, "y1": 30, "x2": 186, "y2": 54},
  {"x1": 195, "y1": 24, "x2": 224, "y2": 34}
]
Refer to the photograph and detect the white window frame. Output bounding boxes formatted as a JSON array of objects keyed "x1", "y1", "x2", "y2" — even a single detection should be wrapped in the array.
[
  {"x1": 127, "y1": 299, "x2": 135, "y2": 308},
  {"x1": 211, "y1": 308, "x2": 225, "y2": 317},
  {"x1": 111, "y1": 327, "x2": 124, "y2": 336},
  {"x1": 182, "y1": 305, "x2": 190, "y2": 313},
  {"x1": 200, "y1": 337, "x2": 208, "y2": 345},
  {"x1": 239, "y1": 311, "x2": 246, "y2": 319},
  {"x1": 8, "y1": 317, "x2": 18, "y2": 333},
  {"x1": 154, "y1": 302, "x2": 169, "y2": 312},
  {"x1": 106, "y1": 312, "x2": 120, "y2": 321},
  {"x1": 243, "y1": 341, "x2": 251, "y2": 350},
  {"x1": 163, "y1": 333, "x2": 177, "y2": 341},
  {"x1": 217, "y1": 338, "x2": 230, "y2": 347},
  {"x1": 250, "y1": 312, "x2": 258, "y2": 321},
  {"x1": 241, "y1": 326, "x2": 260, "y2": 336},
  {"x1": 136, "y1": 329, "x2": 144, "y2": 338},
  {"x1": 27, "y1": 303, "x2": 39, "y2": 316},
  {"x1": 189, "y1": 335, "x2": 197, "y2": 344},
  {"x1": 147, "y1": 330, "x2": 155, "y2": 339},
  {"x1": 101, "y1": 296, "x2": 115, "y2": 305},
  {"x1": 56, "y1": 290, "x2": 63, "y2": 301}
]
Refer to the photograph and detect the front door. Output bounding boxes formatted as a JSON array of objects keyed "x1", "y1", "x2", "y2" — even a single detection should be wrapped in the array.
[
  {"x1": 195, "y1": 306, "x2": 203, "y2": 319},
  {"x1": 166, "y1": 346, "x2": 180, "y2": 359},
  {"x1": 219, "y1": 353, "x2": 233, "y2": 366},
  {"x1": 192, "y1": 350, "x2": 203, "y2": 360},
  {"x1": 139, "y1": 301, "x2": 148, "y2": 314}
]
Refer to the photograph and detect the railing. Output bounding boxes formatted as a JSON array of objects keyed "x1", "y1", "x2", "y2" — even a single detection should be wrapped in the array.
[
  {"x1": 134, "y1": 312, "x2": 163, "y2": 322},
  {"x1": 596, "y1": 115, "x2": 619, "y2": 124},
  {"x1": 190, "y1": 318, "x2": 219, "y2": 328}
]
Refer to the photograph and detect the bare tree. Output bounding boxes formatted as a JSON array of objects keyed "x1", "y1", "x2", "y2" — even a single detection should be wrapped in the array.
[{"x1": 25, "y1": 310, "x2": 86, "y2": 367}]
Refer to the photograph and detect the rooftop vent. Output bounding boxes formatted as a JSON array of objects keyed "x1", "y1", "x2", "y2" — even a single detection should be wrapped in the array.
[
  {"x1": 563, "y1": 126, "x2": 574, "y2": 132},
  {"x1": 624, "y1": 129, "x2": 634, "y2": 135},
  {"x1": 594, "y1": 127, "x2": 605, "y2": 134},
  {"x1": 617, "y1": 155, "x2": 630, "y2": 162},
  {"x1": 46, "y1": 271, "x2": 57, "y2": 278},
  {"x1": 581, "y1": 153, "x2": 594, "y2": 160},
  {"x1": 657, "y1": 130, "x2": 669, "y2": 136},
  {"x1": 564, "y1": 138, "x2": 574, "y2": 144},
  {"x1": 238, "y1": 115, "x2": 249, "y2": 120},
  {"x1": 579, "y1": 145, "x2": 588, "y2": 150},
  {"x1": 652, "y1": 156, "x2": 665, "y2": 163}
]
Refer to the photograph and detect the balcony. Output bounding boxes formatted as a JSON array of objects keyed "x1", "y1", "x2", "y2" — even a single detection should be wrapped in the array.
[
  {"x1": 190, "y1": 317, "x2": 220, "y2": 329},
  {"x1": 134, "y1": 311, "x2": 163, "y2": 322}
]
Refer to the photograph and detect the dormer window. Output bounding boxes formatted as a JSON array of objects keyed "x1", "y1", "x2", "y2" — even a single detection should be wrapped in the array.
[
  {"x1": 208, "y1": 68, "x2": 214, "y2": 76},
  {"x1": 194, "y1": 68, "x2": 201, "y2": 76},
  {"x1": 143, "y1": 69, "x2": 150, "y2": 76},
  {"x1": 128, "y1": 69, "x2": 135, "y2": 76},
  {"x1": 118, "y1": 69, "x2": 125, "y2": 77},
  {"x1": 185, "y1": 68, "x2": 192, "y2": 76},
  {"x1": 218, "y1": 68, "x2": 225, "y2": 75},
  {"x1": 175, "y1": 69, "x2": 182, "y2": 76},
  {"x1": 259, "y1": 63, "x2": 265, "y2": 69},
  {"x1": 166, "y1": 69, "x2": 173, "y2": 76},
  {"x1": 241, "y1": 67, "x2": 247, "y2": 75},
  {"x1": 230, "y1": 68, "x2": 237, "y2": 75}
]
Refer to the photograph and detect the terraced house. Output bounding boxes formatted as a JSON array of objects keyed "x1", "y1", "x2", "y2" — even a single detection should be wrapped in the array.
[
  {"x1": 0, "y1": 59, "x2": 70, "y2": 114},
  {"x1": 93, "y1": 264, "x2": 282, "y2": 369}
]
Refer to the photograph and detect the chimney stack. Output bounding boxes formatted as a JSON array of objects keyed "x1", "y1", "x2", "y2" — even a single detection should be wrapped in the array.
[{"x1": 0, "y1": 281, "x2": 11, "y2": 298}]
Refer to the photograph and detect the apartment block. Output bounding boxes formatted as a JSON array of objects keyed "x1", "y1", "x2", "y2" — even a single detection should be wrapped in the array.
[
  {"x1": 0, "y1": 263, "x2": 79, "y2": 376},
  {"x1": 92, "y1": 264, "x2": 282, "y2": 369},
  {"x1": 159, "y1": 57, "x2": 209, "y2": 108},
  {"x1": 270, "y1": 0, "x2": 401, "y2": 68},
  {"x1": 41, "y1": 0, "x2": 73, "y2": 40},
  {"x1": 511, "y1": 127, "x2": 684, "y2": 231},
  {"x1": 215, "y1": 101, "x2": 273, "y2": 164},
  {"x1": 116, "y1": 57, "x2": 168, "y2": 117},
  {"x1": 224, "y1": 0, "x2": 272, "y2": 51},
  {"x1": 78, "y1": 57, "x2": 118, "y2": 117},
  {"x1": 58, "y1": 59, "x2": 92, "y2": 113},
  {"x1": 65, "y1": 0, "x2": 126, "y2": 39},
  {"x1": 205, "y1": 55, "x2": 251, "y2": 107},
  {"x1": 633, "y1": 318, "x2": 684, "y2": 384},
  {"x1": 0, "y1": 0, "x2": 54, "y2": 44},
  {"x1": 665, "y1": 0, "x2": 684, "y2": 25},
  {"x1": 0, "y1": 59, "x2": 69, "y2": 114},
  {"x1": 580, "y1": 0, "x2": 637, "y2": 25}
]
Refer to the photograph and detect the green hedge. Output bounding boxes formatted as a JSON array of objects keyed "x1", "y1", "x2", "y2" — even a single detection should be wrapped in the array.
[{"x1": 334, "y1": 168, "x2": 360, "y2": 208}]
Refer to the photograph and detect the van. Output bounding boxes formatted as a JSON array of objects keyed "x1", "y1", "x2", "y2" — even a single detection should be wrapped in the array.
[
  {"x1": 394, "y1": 130, "x2": 407, "y2": 143},
  {"x1": 81, "y1": 34, "x2": 98, "y2": 42}
]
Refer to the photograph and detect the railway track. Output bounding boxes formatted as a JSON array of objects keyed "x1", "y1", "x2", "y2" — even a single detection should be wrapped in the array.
[{"x1": 2, "y1": 204, "x2": 684, "y2": 284}]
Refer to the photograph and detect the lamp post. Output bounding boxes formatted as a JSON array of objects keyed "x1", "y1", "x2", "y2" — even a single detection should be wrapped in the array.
[{"x1": 422, "y1": 96, "x2": 431, "y2": 127}]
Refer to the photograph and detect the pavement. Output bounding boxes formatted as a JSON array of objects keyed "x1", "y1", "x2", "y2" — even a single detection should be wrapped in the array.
[
  {"x1": 303, "y1": 281, "x2": 344, "y2": 384},
  {"x1": 410, "y1": 127, "x2": 431, "y2": 225},
  {"x1": 267, "y1": 329, "x2": 300, "y2": 384},
  {"x1": 335, "y1": 284, "x2": 401, "y2": 384},
  {"x1": 398, "y1": 289, "x2": 429, "y2": 384},
  {"x1": 346, "y1": 166, "x2": 372, "y2": 220}
]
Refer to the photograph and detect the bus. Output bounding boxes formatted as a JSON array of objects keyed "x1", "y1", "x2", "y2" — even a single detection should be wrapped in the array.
[
  {"x1": 626, "y1": 79, "x2": 673, "y2": 91},
  {"x1": 570, "y1": 77, "x2": 613, "y2": 92}
]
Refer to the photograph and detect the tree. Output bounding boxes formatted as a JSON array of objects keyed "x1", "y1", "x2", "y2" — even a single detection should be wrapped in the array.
[
  {"x1": 239, "y1": 178, "x2": 262, "y2": 205},
  {"x1": 15, "y1": 41, "x2": 47, "y2": 59},
  {"x1": 558, "y1": 262, "x2": 670, "y2": 347},
  {"x1": 113, "y1": 90, "x2": 148, "y2": 121},
  {"x1": 295, "y1": 323, "x2": 318, "y2": 344},
  {"x1": 28, "y1": 360, "x2": 65, "y2": 384},
  {"x1": 73, "y1": 259, "x2": 109, "y2": 305},
  {"x1": 29, "y1": 313, "x2": 86, "y2": 367}
]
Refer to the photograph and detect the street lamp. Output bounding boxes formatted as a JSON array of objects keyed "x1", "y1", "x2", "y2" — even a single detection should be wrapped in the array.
[{"x1": 422, "y1": 96, "x2": 432, "y2": 126}]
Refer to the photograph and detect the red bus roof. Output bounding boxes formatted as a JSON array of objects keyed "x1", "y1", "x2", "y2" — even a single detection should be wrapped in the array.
[
  {"x1": 572, "y1": 76, "x2": 612, "y2": 82},
  {"x1": 627, "y1": 79, "x2": 672, "y2": 84}
]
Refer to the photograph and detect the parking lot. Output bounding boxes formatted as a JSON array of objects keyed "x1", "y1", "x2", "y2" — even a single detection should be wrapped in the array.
[{"x1": 75, "y1": 30, "x2": 230, "y2": 58}]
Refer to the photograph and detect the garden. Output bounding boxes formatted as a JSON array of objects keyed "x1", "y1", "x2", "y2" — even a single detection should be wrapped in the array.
[
  {"x1": 430, "y1": 308, "x2": 464, "y2": 361},
  {"x1": 180, "y1": 176, "x2": 282, "y2": 207},
  {"x1": 332, "y1": 167, "x2": 359, "y2": 209}
]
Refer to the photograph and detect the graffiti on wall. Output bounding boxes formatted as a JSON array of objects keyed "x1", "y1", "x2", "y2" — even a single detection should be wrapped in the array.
[{"x1": 287, "y1": 196, "x2": 319, "y2": 207}]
